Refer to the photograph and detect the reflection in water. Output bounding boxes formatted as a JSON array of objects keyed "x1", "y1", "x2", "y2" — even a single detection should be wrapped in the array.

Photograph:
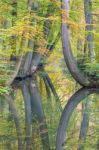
[
  {"x1": 56, "y1": 87, "x2": 99, "y2": 150},
  {"x1": 0, "y1": 94, "x2": 23, "y2": 150},
  {"x1": 1, "y1": 82, "x2": 99, "y2": 150},
  {"x1": 0, "y1": 78, "x2": 61, "y2": 150}
]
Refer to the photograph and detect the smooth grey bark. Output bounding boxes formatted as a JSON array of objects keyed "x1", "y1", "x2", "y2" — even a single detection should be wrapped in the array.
[
  {"x1": 61, "y1": 0, "x2": 99, "y2": 87},
  {"x1": 4, "y1": 94, "x2": 23, "y2": 150},
  {"x1": 29, "y1": 79, "x2": 51, "y2": 150},
  {"x1": 78, "y1": 1, "x2": 94, "y2": 149},
  {"x1": 56, "y1": 88, "x2": 99, "y2": 150},
  {"x1": 30, "y1": 52, "x2": 42, "y2": 73},
  {"x1": 21, "y1": 82, "x2": 32, "y2": 150},
  {"x1": 23, "y1": 52, "x2": 33, "y2": 75},
  {"x1": 84, "y1": 0, "x2": 95, "y2": 61},
  {"x1": 28, "y1": 1, "x2": 42, "y2": 74},
  {"x1": 23, "y1": 0, "x2": 37, "y2": 75},
  {"x1": 61, "y1": 0, "x2": 90, "y2": 87}
]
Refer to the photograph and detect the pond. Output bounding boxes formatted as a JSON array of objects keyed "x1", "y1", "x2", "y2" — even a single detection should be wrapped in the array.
[{"x1": 0, "y1": 84, "x2": 99, "y2": 150}]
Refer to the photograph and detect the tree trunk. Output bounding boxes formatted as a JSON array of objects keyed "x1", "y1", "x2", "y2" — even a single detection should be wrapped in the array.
[
  {"x1": 78, "y1": 100, "x2": 90, "y2": 150},
  {"x1": 21, "y1": 82, "x2": 32, "y2": 150},
  {"x1": 78, "y1": 1, "x2": 95, "y2": 149},
  {"x1": 84, "y1": 0, "x2": 95, "y2": 61},
  {"x1": 61, "y1": 0, "x2": 99, "y2": 87},
  {"x1": 56, "y1": 87, "x2": 99, "y2": 150},
  {"x1": 29, "y1": 79, "x2": 51, "y2": 150}
]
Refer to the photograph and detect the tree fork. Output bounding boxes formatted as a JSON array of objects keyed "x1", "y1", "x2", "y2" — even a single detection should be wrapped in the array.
[{"x1": 61, "y1": 0, "x2": 99, "y2": 87}]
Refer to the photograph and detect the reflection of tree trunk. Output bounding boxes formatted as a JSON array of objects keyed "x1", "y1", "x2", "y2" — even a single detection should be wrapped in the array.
[
  {"x1": 29, "y1": 79, "x2": 51, "y2": 150},
  {"x1": 5, "y1": 94, "x2": 23, "y2": 150},
  {"x1": 78, "y1": 100, "x2": 90, "y2": 150},
  {"x1": 45, "y1": 73, "x2": 59, "y2": 102},
  {"x1": 97, "y1": 139, "x2": 99, "y2": 150},
  {"x1": 21, "y1": 82, "x2": 32, "y2": 150},
  {"x1": 44, "y1": 72, "x2": 62, "y2": 111},
  {"x1": 43, "y1": 75, "x2": 52, "y2": 102},
  {"x1": 56, "y1": 88, "x2": 99, "y2": 150},
  {"x1": 43, "y1": 75, "x2": 54, "y2": 120}
]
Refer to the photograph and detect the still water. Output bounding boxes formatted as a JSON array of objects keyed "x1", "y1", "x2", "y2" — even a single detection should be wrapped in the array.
[{"x1": 0, "y1": 88, "x2": 99, "y2": 150}]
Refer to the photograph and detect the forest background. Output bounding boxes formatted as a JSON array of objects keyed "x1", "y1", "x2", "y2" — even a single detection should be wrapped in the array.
[{"x1": 0, "y1": 0, "x2": 99, "y2": 150}]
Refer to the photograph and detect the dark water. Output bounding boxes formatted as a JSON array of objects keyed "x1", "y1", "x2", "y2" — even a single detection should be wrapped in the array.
[{"x1": 0, "y1": 89, "x2": 99, "y2": 150}]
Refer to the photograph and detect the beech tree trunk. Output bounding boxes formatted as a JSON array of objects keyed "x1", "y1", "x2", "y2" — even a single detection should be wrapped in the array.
[
  {"x1": 56, "y1": 88, "x2": 99, "y2": 150},
  {"x1": 84, "y1": 0, "x2": 95, "y2": 61},
  {"x1": 29, "y1": 79, "x2": 51, "y2": 150},
  {"x1": 61, "y1": 0, "x2": 99, "y2": 87},
  {"x1": 21, "y1": 82, "x2": 32, "y2": 150},
  {"x1": 78, "y1": 1, "x2": 94, "y2": 149}
]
